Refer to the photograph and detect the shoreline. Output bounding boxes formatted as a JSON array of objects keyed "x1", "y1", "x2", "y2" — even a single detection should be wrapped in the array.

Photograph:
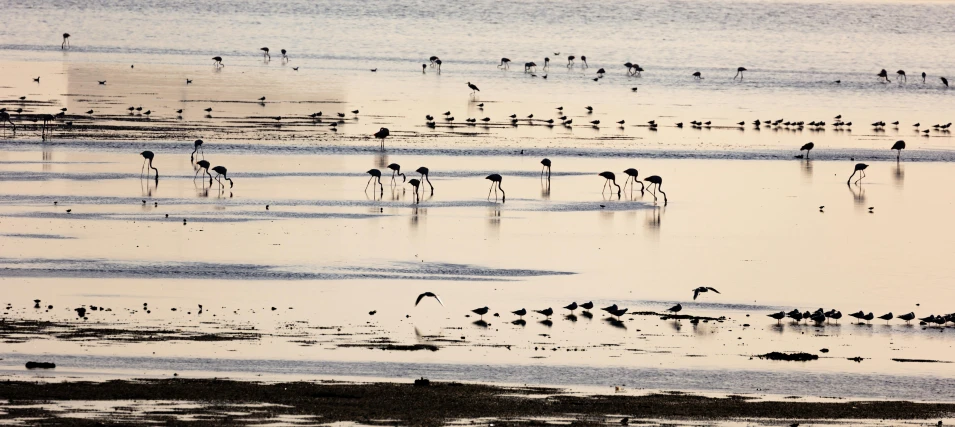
[{"x1": 0, "y1": 378, "x2": 952, "y2": 426}]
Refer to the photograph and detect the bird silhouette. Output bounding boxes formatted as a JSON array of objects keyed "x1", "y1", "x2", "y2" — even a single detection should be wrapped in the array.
[
  {"x1": 891, "y1": 140, "x2": 905, "y2": 160},
  {"x1": 798, "y1": 142, "x2": 814, "y2": 159},
  {"x1": 540, "y1": 158, "x2": 552, "y2": 180},
  {"x1": 415, "y1": 292, "x2": 443, "y2": 306},
  {"x1": 622, "y1": 168, "x2": 644, "y2": 193},
  {"x1": 486, "y1": 174, "x2": 505, "y2": 202},
  {"x1": 941, "y1": 77, "x2": 948, "y2": 87},
  {"x1": 768, "y1": 311, "x2": 786, "y2": 324},
  {"x1": 693, "y1": 71, "x2": 703, "y2": 79},
  {"x1": 212, "y1": 166, "x2": 233, "y2": 188},
  {"x1": 472, "y1": 306, "x2": 489, "y2": 319},
  {"x1": 416, "y1": 167, "x2": 434, "y2": 195},
  {"x1": 140, "y1": 151, "x2": 159, "y2": 180},
  {"x1": 213, "y1": 56, "x2": 223, "y2": 67},
  {"x1": 498, "y1": 58, "x2": 510, "y2": 69},
  {"x1": 734, "y1": 67, "x2": 747, "y2": 80},
  {"x1": 62, "y1": 33, "x2": 70, "y2": 49},
  {"x1": 387, "y1": 163, "x2": 406, "y2": 184},
  {"x1": 194, "y1": 160, "x2": 213, "y2": 185},
  {"x1": 563, "y1": 302, "x2": 578, "y2": 313},
  {"x1": 512, "y1": 308, "x2": 527, "y2": 319},
  {"x1": 878, "y1": 312, "x2": 893, "y2": 324},
  {"x1": 898, "y1": 312, "x2": 916, "y2": 324},
  {"x1": 408, "y1": 178, "x2": 421, "y2": 204},
  {"x1": 365, "y1": 169, "x2": 383, "y2": 195},
  {"x1": 260, "y1": 47, "x2": 270, "y2": 60},
  {"x1": 644, "y1": 175, "x2": 667, "y2": 205},
  {"x1": 847, "y1": 163, "x2": 868, "y2": 185},
  {"x1": 692, "y1": 286, "x2": 720, "y2": 300},
  {"x1": 599, "y1": 171, "x2": 621, "y2": 196},
  {"x1": 373, "y1": 127, "x2": 390, "y2": 149},
  {"x1": 581, "y1": 301, "x2": 594, "y2": 310},
  {"x1": 878, "y1": 69, "x2": 891, "y2": 82},
  {"x1": 667, "y1": 303, "x2": 682, "y2": 314},
  {"x1": 535, "y1": 308, "x2": 554, "y2": 318}
]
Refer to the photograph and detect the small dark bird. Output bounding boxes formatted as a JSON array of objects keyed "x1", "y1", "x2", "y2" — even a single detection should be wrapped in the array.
[
  {"x1": 467, "y1": 82, "x2": 480, "y2": 94},
  {"x1": 692, "y1": 286, "x2": 720, "y2": 300},
  {"x1": 472, "y1": 306, "x2": 490, "y2": 319},
  {"x1": 33, "y1": 76, "x2": 40, "y2": 83},
  {"x1": 98, "y1": 81, "x2": 106, "y2": 85},
  {"x1": 534, "y1": 308, "x2": 554, "y2": 318},
  {"x1": 942, "y1": 77, "x2": 949, "y2": 87},
  {"x1": 186, "y1": 79, "x2": 192, "y2": 84},
  {"x1": 693, "y1": 71, "x2": 703, "y2": 79},
  {"x1": 415, "y1": 292, "x2": 444, "y2": 306}
]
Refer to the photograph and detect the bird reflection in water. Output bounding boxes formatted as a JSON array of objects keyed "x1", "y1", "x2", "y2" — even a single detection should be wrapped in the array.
[
  {"x1": 894, "y1": 161, "x2": 905, "y2": 188},
  {"x1": 539, "y1": 319, "x2": 553, "y2": 327},
  {"x1": 646, "y1": 206, "x2": 662, "y2": 231},
  {"x1": 604, "y1": 317, "x2": 626, "y2": 330},
  {"x1": 800, "y1": 158, "x2": 813, "y2": 179},
  {"x1": 565, "y1": 314, "x2": 578, "y2": 322},
  {"x1": 42, "y1": 146, "x2": 52, "y2": 171},
  {"x1": 141, "y1": 174, "x2": 158, "y2": 197},
  {"x1": 848, "y1": 182, "x2": 866, "y2": 205},
  {"x1": 410, "y1": 206, "x2": 426, "y2": 229},
  {"x1": 580, "y1": 311, "x2": 594, "y2": 319},
  {"x1": 374, "y1": 152, "x2": 388, "y2": 170},
  {"x1": 472, "y1": 319, "x2": 488, "y2": 328},
  {"x1": 511, "y1": 319, "x2": 526, "y2": 327},
  {"x1": 488, "y1": 205, "x2": 501, "y2": 228}
]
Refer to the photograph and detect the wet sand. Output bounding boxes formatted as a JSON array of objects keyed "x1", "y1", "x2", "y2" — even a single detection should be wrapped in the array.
[{"x1": 1, "y1": 378, "x2": 954, "y2": 426}]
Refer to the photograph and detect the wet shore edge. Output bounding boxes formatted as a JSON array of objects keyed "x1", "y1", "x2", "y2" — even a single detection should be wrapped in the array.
[{"x1": 1, "y1": 378, "x2": 952, "y2": 425}]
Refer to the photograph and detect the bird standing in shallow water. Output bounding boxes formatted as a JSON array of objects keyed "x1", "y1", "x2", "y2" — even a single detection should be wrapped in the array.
[
  {"x1": 891, "y1": 140, "x2": 905, "y2": 160},
  {"x1": 416, "y1": 167, "x2": 434, "y2": 196},
  {"x1": 260, "y1": 47, "x2": 270, "y2": 60},
  {"x1": 734, "y1": 67, "x2": 747, "y2": 79},
  {"x1": 467, "y1": 82, "x2": 480, "y2": 95},
  {"x1": 622, "y1": 168, "x2": 644, "y2": 193},
  {"x1": 212, "y1": 166, "x2": 233, "y2": 188},
  {"x1": 644, "y1": 175, "x2": 667, "y2": 205},
  {"x1": 847, "y1": 163, "x2": 868, "y2": 185},
  {"x1": 373, "y1": 127, "x2": 389, "y2": 149},
  {"x1": 387, "y1": 163, "x2": 406, "y2": 184},
  {"x1": 486, "y1": 174, "x2": 505, "y2": 203},
  {"x1": 472, "y1": 306, "x2": 489, "y2": 320},
  {"x1": 62, "y1": 33, "x2": 70, "y2": 49},
  {"x1": 599, "y1": 171, "x2": 621, "y2": 196},
  {"x1": 191, "y1": 139, "x2": 204, "y2": 161},
  {"x1": 798, "y1": 142, "x2": 814, "y2": 159},
  {"x1": 408, "y1": 179, "x2": 421, "y2": 204},
  {"x1": 213, "y1": 56, "x2": 223, "y2": 67},
  {"x1": 365, "y1": 169, "x2": 383, "y2": 195},
  {"x1": 195, "y1": 160, "x2": 212, "y2": 185},
  {"x1": 540, "y1": 158, "x2": 551, "y2": 180},
  {"x1": 140, "y1": 151, "x2": 159, "y2": 180}
]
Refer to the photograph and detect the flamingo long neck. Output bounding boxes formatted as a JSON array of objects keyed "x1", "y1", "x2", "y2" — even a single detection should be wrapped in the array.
[
  {"x1": 400, "y1": 172, "x2": 406, "y2": 182},
  {"x1": 191, "y1": 147, "x2": 198, "y2": 156},
  {"x1": 498, "y1": 182, "x2": 505, "y2": 201},
  {"x1": 148, "y1": 158, "x2": 158, "y2": 176},
  {"x1": 424, "y1": 174, "x2": 432, "y2": 187},
  {"x1": 612, "y1": 179, "x2": 620, "y2": 191},
  {"x1": 847, "y1": 171, "x2": 856, "y2": 184}
]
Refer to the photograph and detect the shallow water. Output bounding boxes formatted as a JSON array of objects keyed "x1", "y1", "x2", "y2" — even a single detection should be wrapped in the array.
[{"x1": 2, "y1": 0, "x2": 955, "y2": 405}]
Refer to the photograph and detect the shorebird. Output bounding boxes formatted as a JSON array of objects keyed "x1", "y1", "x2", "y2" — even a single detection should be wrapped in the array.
[
  {"x1": 849, "y1": 311, "x2": 865, "y2": 324},
  {"x1": 430, "y1": 56, "x2": 439, "y2": 67},
  {"x1": 564, "y1": 302, "x2": 578, "y2": 313},
  {"x1": 692, "y1": 287, "x2": 720, "y2": 300},
  {"x1": 878, "y1": 312, "x2": 893, "y2": 324},
  {"x1": 486, "y1": 174, "x2": 505, "y2": 202},
  {"x1": 408, "y1": 179, "x2": 421, "y2": 204},
  {"x1": 540, "y1": 158, "x2": 551, "y2": 180},
  {"x1": 213, "y1": 56, "x2": 223, "y2": 67},
  {"x1": 898, "y1": 312, "x2": 916, "y2": 324},
  {"x1": 601, "y1": 304, "x2": 618, "y2": 313},
  {"x1": 644, "y1": 175, "x2": 667, "y2": 205},
  {"x1": 212, "y1": 166, "x2": 233, "y2": 188},
  {"x1": 830, "y1": 311, "x2": 842, "y2": 323},
  {"x1": 535, "y1": 308, "x2": 554, "y2": 318},
  {"x1": 941, "y1": 77, "x2": 948, "y2": 87},
  {"x1": 260, "y1": 47, "x2": 270, "y2": 60},
  {"x1": 599, "y1": 171, "x2": 621, "y2": 196},
  {"x1": 194, "y1": 160, "x2": 213, "y2": 185},
  {"x1": 847, "y1": 163, "x2": 868, "y2": 185},
  {"x1": 891, "y1": 140, "x2": 905, "y2": 160},
  {"x1": 374, "y1": 127, "x2": 389, "y2": 149},
  {"x1": 622, "y1": 168, "x2": 644, "y2": 192},
  {"x1": 98, "y1": 81, "x2": 106, "y2": 84},
  {"x1": 768, "y1": 311, "x2": 786, "y2": 324},
  {"x1": 581, "y1": 301, "x2": 594, "y2": 310},
  {"x1": 62, "y1": 33, "x2": 70, "y2": 49},
  {"x1": 897, "y1": 70, "x2": 906, "y2": 82},
  {"x1": 734, "y1": 67, "x2": 747, "y2": 80},
  {"x1": 365, "y1": 169, "x2": 383, "y2": 193},
  {"x1": 416, "y1": 167, "x2": 434, "y2": 195},
  {"x1": 498, "y1": 58, "x2": 510, "y2": 69},
  {"x1": 415, "y1": 292, "x2": 443, "y2": 306},
  {"x1": 387, "y1": 163, "x2": 406, "y2": 184},
  {"x1": 467, "y1": 82, "x2": 480, "y2": 94},
  {"x1": 140, "y1": 151, "x2": 159, "y2": 180},
  {"x1": 472, "y1": 306, "x2": 489, "y2": 320},
  {"x1": 693, "y1": 71, "x2": 703, "y2": 79},
  {"x1": 667, "y1": 303, "x2": 682, "y2": 314},
  {"x1": 608, "y1": 307, "x2": 628, "y2": 320},
  {"x1": 863, "y1": 312, "x2": 874, "y2": 324},
  {"x1": 512, "y1": 308, "x2": 527, "y2": 319},
  {"x1": 798, "y1": 142, "x2": 814, "y2": 158}
]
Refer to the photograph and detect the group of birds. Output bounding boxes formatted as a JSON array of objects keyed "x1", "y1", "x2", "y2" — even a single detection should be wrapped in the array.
[
  {"x1": 135, "y1": 140, "x2": 234, "y2": 188},
  {"x1": 767, "y1": 308, "x2": 953, "y2": 327}
]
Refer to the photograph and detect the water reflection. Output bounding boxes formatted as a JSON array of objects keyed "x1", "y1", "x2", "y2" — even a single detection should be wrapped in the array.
[
  {"x1": 541, "y1": 179, "x2": 551, "y2": 199},
  {"x1": 800, "y1": 158, "x2": 813, "y2": 179},
  {"x1": 893, "y1": 161, "x2": 905, "y2": 188},
  {"x1": 42, "y1": 145, "x2": 52, "y2": 172},
  {"x1": 374, "y1": 152, "x2": 388, "y2": 169},
  {"x1": 645, "y1": 207, "x2": 662, "y2": 231},
  {"x1": 140, "y1": 176, "x2": 158, "y2": 197},
  {"x1": 487, "y1": 205, "x2": 501, "y2": 228},
  {"x1": 848, "y1": 183, "x2": 866, "y2": 206}
]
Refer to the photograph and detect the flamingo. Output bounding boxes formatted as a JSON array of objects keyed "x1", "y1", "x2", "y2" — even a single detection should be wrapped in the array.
[
  {"x1": 365, "y1": 169, "x2": 383, "y2": 194},
  {"x1": 260, "y1": 47, "x2": 270, "y2": 60},
  {"x1": 891, "y1": 140, "x2": 905, "y2": 160},
  {"x1": 540, "y1": 158, "x2": 551, "y2": 180},
  {"x1": 40, "y1": 114, "x2": 56, "y2": 139},
  {"x1": 618, "y1": 169, "x2": 643, "y2": 194},
  {"x1": 567, "y1": 55, "x2": 575, "y2": 67},
  {"x1": 498, "y1": 58, "x2": 510, "y2": 69},
  {"x1": 897, "y1": 70, "x2": 906, "y2": 82},
  {"x1": 798, "y1": 142, "x2": 814, "y2": 158},
  {"x1": 140, "y1": 151, "x2": 159, "y2": 180},
  {"x1": 644, "y1": 175, "x2": 667, "y2": 205},
  {"x1": 429, "y1": 56, "x2": 439, "y2": 67},
  {"x1": 693, "y1": 71, "x2": 703, "y2": 79},
  {"x1": 212, "y1": 166, "x2": 233, "y2": 188},
  {"x1": 847, "y1": 163, "x2": 868, "y2": 185},
  {"x1": 387, "y1": 163, "x2": 406, "y2": 184},
  {"x1": 543, "y1": 57, "x2": 550, "y2": 69},
  {"x1": 0, "y1": 111, "x2": 14, "y2": 133},
  {"x1": 408, "y1": 178, "x2": 421, "y2": 203},
  {"x1": 374, "y1": 127, "x2": 389, "y2": 149},
  {"x1": 62, "y1": 33, "x2": 70, "y2": 49},
  {"x1": 581, "y1": 55, "x2": 588, "y2": 68},
  {"x1": 212, "y1": 56, "x2": 223, "y2": 67},
  {"x1": 191, "y1": 139, "x2": 204, "y2": 160},
  {"x1": 734, "y1": 67, "x2": 747, "y2": 79},
  {"x1": 599, "y1": 171, "x2": 621, "y2": 196},
  {"x1": 878, "y1": 69, "x2": 891, "y2": 82},
  {"x1": 435, "y1": 59, "x2": 442, "y2": 71},
  {"x1": 486, "y1": 174, "x2": 505, "y2": 202},
  {"x1": 194, "y1": 160, "x2": 213, "y2": 185},
  {"x1": 416, "y1": 167, "x2": 434, "y2": 195},
  {"x1": 281, "y1": 49, "x2": 289, "y2": 61}
]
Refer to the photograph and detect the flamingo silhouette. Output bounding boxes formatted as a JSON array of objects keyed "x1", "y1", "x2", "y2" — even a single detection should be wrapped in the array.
[
  {"x1": 62, "y1": 33, "x2": 70, "y2": 49},
  {"x1": 212, "y1": 166, "x2": 233, "y2": 188},
  {"x1": 734, "y1": 67, "x2": 747, "y2": 80},
  {"x1": 486, "y1": 174, "x2": 505, "y2": 202},
  {"x1": 891, "y1": 140, "x2": 905, "y2": 160},
  {"x1": 374, "y1": 127, "x2": 389, "y2": 149},
  {"x1": 524, "y1": 62, "x2": 537, "y2": 73},
  {"x1": 416, "y1": 167, "x2": 434, "y2": 195},
  {"x1": 644, "y1": 175, "x2": 667, "y2": 205},
  {"x1": 798, "y1": 142, "x2": 814, "y2": 158},
  {"x1": 212, "y1": 56, "x2": 223, "y2": 67},
  {"x1": 40, "y1": 114, "x2": 56, "y2": 139},
  {"x1": 567, "y1": 55, "x2": 575, "y2": 67},
  {"x1": 878, "y1": 69, "x2": 891, "y2": 82},
  {"x1": 365, "y1": 169, "x2": 383, "y2": 195},
  {"x1": 429, "y1": 56, "x2": 439, "y2": 67},
  {"x1": 693, "y1": 71, "x2": 703, "y2": 79},
  {"x1": 581, "y1": 56, "x2": 588, "y2": 68},
  {"x1": 540, "y1": 158, "x2": 551, "y2": 180},
  {"x1": 281, "y1": 49, "x2": 289, "y2": 61},
  {"x1": 140, "y1": 151, "x2": 159, "y2": 180},
  {"x1": 435, "y1": 59, "x2": 442, "y2": 71},
  {"x1": 0, "y1": 111, "x2": 14, "y2": 133},
  {"x1": 543, "y1": 57, "x2": 550, "y2": 69},
  {"x1": 498, "y1": 58, "x2": 510, "y2": 69},
  {"x1": 191, "y1": 139, "x2": 204, "y2": 161},
  {"x1": 408, "y1": 178, "x2": 421, "y2": 203},
  {"x1": 260, "y1": 47, "x2": 270, "y2": 60},
  {"x1": 847, "y1": 163, "x2": 868, "y2": 185},
  {"x1": 622, "y1": 168, "x2": 645, "y2": 192},
  {"x1": 922, "y1": 72, "x2": 927, "y2": 83},
  {"x1": 387, "y1": 163, "x2": 406, "y2": 184},
  {"x1": 195, "y1": 160, "x2": 213, "y2": 185},
  {"x1": 897, "y1": 70, "x2": 906, "y2": 82},
  {"x1": 599, "y1": 171, "x2": 621, "y2": 196}
]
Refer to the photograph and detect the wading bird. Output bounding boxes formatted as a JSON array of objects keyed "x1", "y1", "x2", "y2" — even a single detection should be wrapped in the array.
[
  {"x1": 897, "y1": 70, "x2": 906, "y2": 82},
  {"x1": 847, "y1": 163, "x2": 868, "y2": 185},
  {"x1": 374, "y1": 127, "x2": 389, "y2": 149},
  {"x1": 567, "y1": 55, "x2": 575, "y2": 67},
  {"x1": 0, "y1": 111, "x2": 14, "y2": 133},
  {"x1": 692, "y1": 286, "x2": 720, "y2": 300},
  {"x1": 898, "y1": 312, "x2": 915, "y2": 324},
  {"x1": 541, "y1": 158, "x2": 551, "y2": 180},
  {"x1": 415, "y1": 292, "x2": 443, "y2": 306},
  {"x1": 499, "y1": 58, "x2": 510, "y2": 69},
  {"x1": 194, "y1": 160, "x2": 212, "y2": 185},
  {"x1": 486, "y1": 173, "x2": 505, "y2": 202},
  {"x1": 281, "y1": 49, "x2": 288, "y2": 61},
  {"x1": 212, "y1": 166, "x2": 233, "y2": 188},
  {"x1": 62, "y1": 33, "x2": 70, "y2": 49},
  {"x1": 798, "y1": 142, "x2": 814, "y2": 158},
  {"x1": 693, "y1": 71, "x2": 703, "y2": 79},
  {"x1": 535, "y1": 308, "x2": 554, "y2": 318},
  {"x1": 472, "y1": 306, "x2": 489, "y2": 320},
  {"x1": 563, "y1": 302, "x2": 578, "y2": 313},
  {"x1": 140, "y1": 151, "x2": 159, "y2": 180},
  {"x1": 878, "y1": 69, "x2": 891, "y2": 82},
  {"x1": 667, "y1": 303, "x2": 682, "y2": 314},
  {"x1": 768, "y1": 311, "x2": 786, "y2": 325},
  {"x1": 408, "y1": 179, "x2": 421, "y2": 203},
  {"x1": 191, "y1": 139, "x2": 204, "y2": 160},
  {"x1": 467, "y1": 82, "x2": 480, "y2": 94},
  {"x1": 599, "y1": 171, "x2": 621, "y2": 196},
  {"x1": 260, "y1": 47, "x2": 270, "y2": 60},
  {"x1": 622, "y1": 168, "x2": 644, "y2": 192},
  {"x1": 734, "y1": 67, "x2": 747, "y2": 79},
  {"x1": 891, "y1": 140, "x2": 905, "y2": 160},
  {"x1": 512, "y1": 308, "x2": 527, "y2": 319},
  {"x1": 878, "y1": 312, "x2": 893, "y2": 324},
  {"x1": 387, "y1": 163, "x2": 406, "y2": 184},
  {"x1": 416, "y1": 167, "x2": 434, "y2": 195},
  {"x1": 213, "y1": 56, "x2": 223, "y2": 67},
  {"x1": 365, "y1": 169, "x2": 383, "y2": 194},
  {"x1": 644, "y1": 175, "x2": 667, "y2": 205}
]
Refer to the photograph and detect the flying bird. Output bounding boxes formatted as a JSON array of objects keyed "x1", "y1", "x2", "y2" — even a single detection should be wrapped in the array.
[
  {"x1": 692, "y1": 287, "x2": 720, "y2": 300},
  {"x1": 415, "y1": 292, "x2": 444, "y2": 306}
]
